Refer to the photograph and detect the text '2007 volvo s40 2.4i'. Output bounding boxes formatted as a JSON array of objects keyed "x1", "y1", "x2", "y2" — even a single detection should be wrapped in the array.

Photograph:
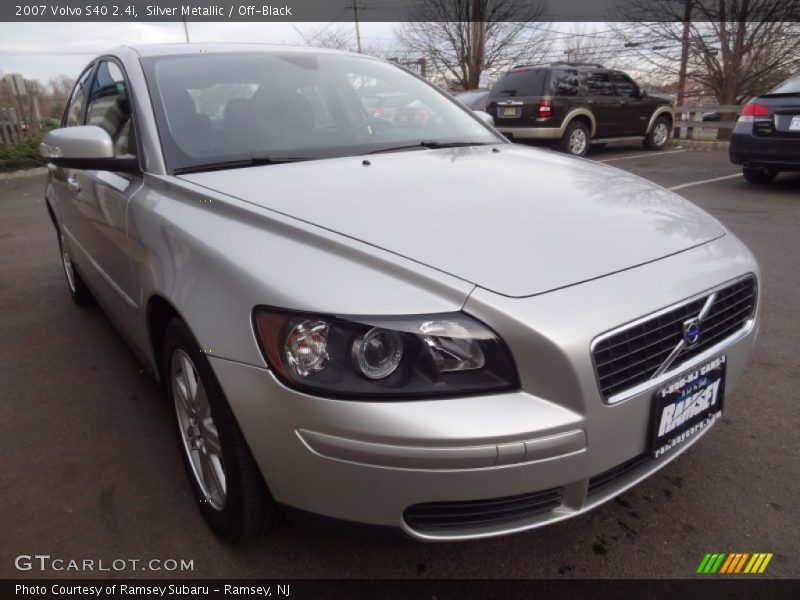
[{"x1": 39, "y1": 44, "x2": 760, "y2": 542}]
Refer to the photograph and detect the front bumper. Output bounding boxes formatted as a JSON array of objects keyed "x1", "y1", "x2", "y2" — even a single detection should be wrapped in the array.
[{"x1": 210, "y1": 234, "x2": 759, "y2": 541}]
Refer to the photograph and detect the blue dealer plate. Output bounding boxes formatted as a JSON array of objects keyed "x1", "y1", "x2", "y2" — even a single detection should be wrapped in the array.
[{"x1": 650, "y1": 356, "x2": 726, "y2": 458}]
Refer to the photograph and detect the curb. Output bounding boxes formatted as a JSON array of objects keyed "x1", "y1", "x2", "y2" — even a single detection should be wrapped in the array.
[
  {"x1": 0, "y1": 167, "x2": 48, "y2": 181},
  {"x1": 669, "y1": 139, "x2": 730, "y2": 151}
]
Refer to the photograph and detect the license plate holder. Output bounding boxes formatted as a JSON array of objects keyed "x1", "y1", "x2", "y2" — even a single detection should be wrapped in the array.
[
  {"x1": 649, "y1": 356, "x2": 726, "y2": 458},
  {"x1": 789, "y1": 115, "x2": 800, "y2": 131},
  {"x1": 500, "y1": 106, "x2": 518, "y2": 117}
]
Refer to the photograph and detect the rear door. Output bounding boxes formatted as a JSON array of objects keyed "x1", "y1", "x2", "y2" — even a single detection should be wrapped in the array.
[
  {"x1": 485, "y1": 68, "x2": 547, "y2": 128},
  {"x1": 61, "y1": 58, "x2": 144, "y2": 315},
  {"x1": 612, "y1": 72, "x2": 651, "y2": 135},
  {"x1": 585, "y1": 70, "x2": 620, "y2": 138}
]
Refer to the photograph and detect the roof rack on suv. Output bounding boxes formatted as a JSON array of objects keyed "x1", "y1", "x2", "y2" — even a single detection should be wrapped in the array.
[{"x1": 549, "y1": 61, "x2": 605, "y2": 68}]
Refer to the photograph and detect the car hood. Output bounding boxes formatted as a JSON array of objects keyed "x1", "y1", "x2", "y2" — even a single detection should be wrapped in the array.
[{"x1": 179, "y1": 144, "x2": 725, "y2": 297}]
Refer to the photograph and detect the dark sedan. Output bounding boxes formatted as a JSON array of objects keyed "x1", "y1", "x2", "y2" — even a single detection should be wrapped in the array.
[{"x1": 730, "y1": 74, "x2": 800, "y2": 183}]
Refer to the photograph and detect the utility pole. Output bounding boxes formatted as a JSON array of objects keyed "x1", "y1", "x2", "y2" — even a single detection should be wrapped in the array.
[
  {"x1": 347, "y1": 2, "x2": 363, "y2": 53},
  {"x1": 676, "y1": 0, "x2": 693, "y2": 107},
  {"x1": 182, "y1": 16, "x2": 190, "y2": 43}
]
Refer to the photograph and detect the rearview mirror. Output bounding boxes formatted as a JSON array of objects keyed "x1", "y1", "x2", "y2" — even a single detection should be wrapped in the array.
[
  {"x1": 474, "y1": 110, "x2": 494, "y2": 127},
  {"x1": 39, "y1": 126, "x2": 139, "y2": 173}
]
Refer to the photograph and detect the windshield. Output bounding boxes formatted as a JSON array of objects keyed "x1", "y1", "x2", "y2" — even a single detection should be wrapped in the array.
[
  {"x1": 142, "y1": 51, "x2": 501, "y2": 172},
  {"x1": 767, "y1": 74, "x2": 800, "y2": 95}
]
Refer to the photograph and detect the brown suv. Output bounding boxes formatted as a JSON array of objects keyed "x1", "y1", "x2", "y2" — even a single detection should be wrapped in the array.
[{"x1": 486, "y1": 63, "x2": 674, "y2": 157}]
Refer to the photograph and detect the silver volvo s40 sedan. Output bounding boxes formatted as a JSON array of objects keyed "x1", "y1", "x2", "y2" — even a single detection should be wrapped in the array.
[{"x1": 40, "y1": 44, "x2": 759, "y2": 542}]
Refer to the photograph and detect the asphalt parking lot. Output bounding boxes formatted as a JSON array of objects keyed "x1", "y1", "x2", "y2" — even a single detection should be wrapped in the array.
[{"x1": 1, "y1": 146, "x2": 798, "y2": 579}]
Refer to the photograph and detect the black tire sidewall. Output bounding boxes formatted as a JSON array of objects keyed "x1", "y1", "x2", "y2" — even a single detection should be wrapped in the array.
[
  {"x1": 162, "y1": 318, "x2": 270, "y2": 541},
  {"x1": 742, "y1": 167, "x2": 778, "y2": 184}
]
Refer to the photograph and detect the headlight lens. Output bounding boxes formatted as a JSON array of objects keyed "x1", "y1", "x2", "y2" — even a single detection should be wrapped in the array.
[{"x1": 253, "y1": 308, "x2": 518, "y2": 399}]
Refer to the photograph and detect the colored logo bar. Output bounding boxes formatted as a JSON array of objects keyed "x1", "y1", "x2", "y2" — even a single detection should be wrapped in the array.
[{"x1": 696, "y1": 553, "x2": 773, "y2": 574}]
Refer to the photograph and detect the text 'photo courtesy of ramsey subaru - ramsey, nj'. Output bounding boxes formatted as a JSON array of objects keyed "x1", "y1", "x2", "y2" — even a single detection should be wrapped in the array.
[{"x1": 36, "y1": 43, "x2": 761, "y2": 543}]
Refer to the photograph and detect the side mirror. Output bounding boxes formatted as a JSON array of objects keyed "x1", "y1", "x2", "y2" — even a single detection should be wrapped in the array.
[
  {"x1": 39, "y1": 125, "x2": 139, "y2": 173},
  {"x1": 474, "y1": 110, "x2": 494, "y2": 127}
]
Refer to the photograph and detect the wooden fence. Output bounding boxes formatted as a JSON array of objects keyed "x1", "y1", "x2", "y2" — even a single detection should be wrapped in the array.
[{"x1": 673, "y1": 105, "x2": 742, "y2": 141}]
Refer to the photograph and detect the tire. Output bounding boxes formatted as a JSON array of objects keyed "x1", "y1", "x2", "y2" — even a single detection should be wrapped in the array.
[
  {"x1": 558, "y1": 120, "x2": 590, "y2": 157},
  {"x1": 742, "y1": 167, "x2": 778, "y2": 184},
  {"x1": 57, "y1": 230, "x2": 93, "y2": 306},
  {"x1": 644, "y1": 116, "x2": 670, "y2": 150},
  {"x1": 163, "y1": 318, "x2": 276, "y2": 541}
]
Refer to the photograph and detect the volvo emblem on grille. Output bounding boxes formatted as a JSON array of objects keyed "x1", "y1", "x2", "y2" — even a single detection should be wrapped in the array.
[{"x1": 683, "y1": 318, "x2": 702, "y2": 347}]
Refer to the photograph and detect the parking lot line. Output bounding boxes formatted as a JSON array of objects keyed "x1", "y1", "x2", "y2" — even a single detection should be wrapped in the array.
[
  {"x1": 598, "y1": 149, "x2": 686, "y2": 163},
  {"x1": 667, "y1": 173, "x2": 741, "y2": 191}
]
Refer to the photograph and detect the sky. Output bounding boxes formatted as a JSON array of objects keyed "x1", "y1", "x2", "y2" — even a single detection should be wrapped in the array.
[{"x1": 0, "y1": 22, "x2": 401, "y2": 84}]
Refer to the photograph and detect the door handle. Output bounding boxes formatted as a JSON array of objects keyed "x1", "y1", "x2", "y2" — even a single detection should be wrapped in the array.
[{"x1": 67, "y1": 177, "x2": 81, "y2": 193}]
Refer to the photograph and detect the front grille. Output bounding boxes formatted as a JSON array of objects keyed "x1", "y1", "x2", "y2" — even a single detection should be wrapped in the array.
[
  {"x1": 404, "y1": 487, "x2": 561, "y2": 532},
  {"x1": 588, "y1": 454, "x2": 650, "y2": 496},
  {"x1": 592, "y1": 276, "x2": 756, "y2": 400}
]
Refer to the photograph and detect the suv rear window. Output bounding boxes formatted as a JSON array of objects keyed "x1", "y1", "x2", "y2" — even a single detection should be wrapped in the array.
[
  {"x1": 490, "y1": 69, "x2": 547, "y2": 97},
  {"x1": 549, "y1": 69, "x2": 580, "y2": 96}
]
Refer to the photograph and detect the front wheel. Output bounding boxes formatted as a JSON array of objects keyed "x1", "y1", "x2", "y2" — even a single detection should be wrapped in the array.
[
  {"x1": 163, "y1": 318, "x2": 276, "y2": 541},
  {"x1": 644, "y1": 117, "x2": 670, "y2": 150},
  {"x1": 742, "y1": 167, "x2": 778, "y2": 184},
  {"x1": 559, "y1": 121, "x2": 590, "y2": 157}
]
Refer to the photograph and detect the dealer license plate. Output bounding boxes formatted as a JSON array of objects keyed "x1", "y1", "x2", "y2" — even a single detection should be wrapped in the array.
[
  {"x1": 650, "y1": 355, "x2": 726, "y2": 458},
  {"x1": 790, "y1": 115, "x2": 800, "y2": 131}
]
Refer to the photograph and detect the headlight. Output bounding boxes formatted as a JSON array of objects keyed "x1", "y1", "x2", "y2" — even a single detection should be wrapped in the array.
[{"x1": 253, "y1": 308, "x2": 518, "y2": 399}]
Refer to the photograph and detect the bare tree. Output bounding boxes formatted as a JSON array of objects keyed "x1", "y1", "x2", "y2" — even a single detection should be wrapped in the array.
[
  {"x1": 295, "y1": 23, "x2": 357, "y2": 52},
  {"x1": 617, "y1": 0, "x2": 800, "y2": 104},
  {"x1": 396, "y1": 0, "x2": 554, "y2": 90}
]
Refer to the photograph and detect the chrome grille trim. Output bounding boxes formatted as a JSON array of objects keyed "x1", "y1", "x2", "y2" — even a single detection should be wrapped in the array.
[{"x1": 591, "y1": 274, "x2": 757, "y2": 405}]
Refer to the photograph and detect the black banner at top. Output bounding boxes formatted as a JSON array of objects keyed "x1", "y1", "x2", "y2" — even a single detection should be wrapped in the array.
[{"x1": 1, "y1": 0, "x2": 799, "y2": 22}]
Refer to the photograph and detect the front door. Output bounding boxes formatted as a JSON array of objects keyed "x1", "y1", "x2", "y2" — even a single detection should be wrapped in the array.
[
  {"x1": 612, "y1": 72, "x2": 651, "y2": 136},
  {"x1": 58, "y1": 59, "x2": 143, "y2": 317},
  {"x1": 585, "y1": 70, "x2": 620, "y2": 138}
]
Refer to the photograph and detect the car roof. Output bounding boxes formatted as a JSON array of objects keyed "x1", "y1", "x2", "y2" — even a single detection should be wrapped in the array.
[{"x1": 108, "y1": 42, "x2": 363, "y2": 59}]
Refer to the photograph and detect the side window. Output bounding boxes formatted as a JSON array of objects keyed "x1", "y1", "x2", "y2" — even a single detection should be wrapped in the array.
[
  {"x1": 549, "y1": 69, "x2": 579, "y2": 96},
  {"x1": 586, "y1": 71, "x2": 614, "y2": 97},
  {"x1": 613, "y1": 73, "x2": 639, "y2": 98},
  {"x1": 64, "y1": 67, "x2": 93, "y2": 127},
  {"x1": 86, "y1": 60, "x2": 136, "y2": 156}
]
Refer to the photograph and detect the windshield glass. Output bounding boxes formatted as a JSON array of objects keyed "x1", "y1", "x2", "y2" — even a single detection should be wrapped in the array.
[
  {"x1": 768, "y1": 74, "x2": 800, "y2": 94},
  {"x1": 142, "y1": 51, "x2": 500, "y2": 172}
]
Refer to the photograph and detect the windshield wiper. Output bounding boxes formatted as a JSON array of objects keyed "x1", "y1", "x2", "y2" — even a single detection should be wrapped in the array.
[
  {"x1": 174, "y1": 156, "x2": 310, "y2": 175},
  {"x1": 366, "y1": 141, "x2": 495, "y2": 155}
]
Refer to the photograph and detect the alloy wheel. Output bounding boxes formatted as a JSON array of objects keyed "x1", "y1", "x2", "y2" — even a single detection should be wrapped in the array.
[
  {"x1": 653, "y1": 122, "x2": 669, "y2": 146},
  {"x1": 569, "y1": 129, "x2": 587, "y2": 155},
  {"x1": 172, "y1": 349, "x2": 227, "y2": 510}
]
